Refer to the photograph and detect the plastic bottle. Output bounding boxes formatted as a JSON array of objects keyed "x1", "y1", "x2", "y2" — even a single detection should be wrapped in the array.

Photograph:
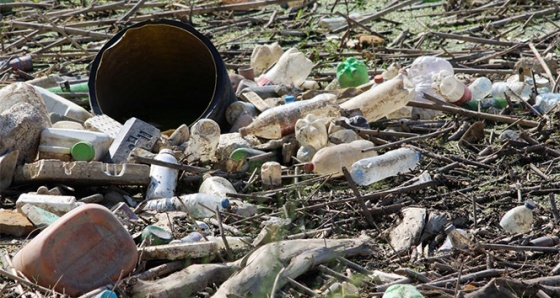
[
  {"x1": 229, "y1": 147, "x2": 272, "y2": 172},
  {"x1": 432, "y1": 70, "x2": 472, "y2": 105},
  {"x1": 442, "y1": 224, "x2": 470, "y2": 250},
  {"x1": 318, "y1": 13, "x2": 361, "y2": 30},
  {"x1": 350, "y1": 147, "x2": 421, "y2": 186},
  {"x1": 184, "y1": 119, "x2": 221, "y2": 163},
  {"x1": 47, "y1": 82, "x2": 89, "y2": 94},
  {"x1": 499, "y1": 201, "x2": 536, "y2": 234},
  {"x1": 250, "y1": 42, "x2": 284, "y2": 76},
  {"x1": 145, "y1": 149, "x2": 179, "y2": 200},
  {"x1": 336, "y1": 57, "x2": 369, "y2": 88},
  {"x1": 296, "y1": 145, "x2": 317, "y2": 162},
  {"x1": 144, "y1": 193, "x2": 230, "y2": 218},
  {"x1": 462, "y1": 97, "x2": 508, "y2": 111},
  {"x1": 533, "y1": 93, "x2": 560, "y2": 114},
  {"x1": 407, "y1": 56, "x2": 454, "y2": 86},
  {"x1": 303, "y1": 140, "x2": 378, "y2": 177},
  {"x1": 468, "y1": 77, "x2": 492, "y2": 101},
  {"x1": 226, "y1": 101, "x2": 258, "y2": 125},
  {"x1": 16, "y1": 194, "x2": 84, "y2": 216},
  {"x1": 258, "y1": 48, "x2": 313, "y2": 87},
  {"x1": 295, "y1": 114, "x2": 328, "y2": 150},
  {"x1": 199, "y1": 174, "x2": 237, "y2": 198},
  {"x1": 38, "y1": 128, "x2": 112, "y2": 161},
  {"x1": 239, "y1": 93, "x2": 340, "y2": 139},
  {"x1": 340, "y1": 73, "x2": 413, "y2": 123},
  {"x1": 329, "y1": 129, "x2": 360, "y2": 144},
  {"x1": 491, "y1": 75, "x2": 532, "y2": 101},
  {"x1": 33, "y1": 86, "x2": 93, "y2": 122},
  {"x1": 261, "y1": 161, "x2": 282, "y2": 189}
]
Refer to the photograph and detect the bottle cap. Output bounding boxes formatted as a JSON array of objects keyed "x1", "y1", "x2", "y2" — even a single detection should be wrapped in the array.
[
  {"x1": 71, "y1": 141, "x2": 95, "y2": 161},
  {"x1": 221, "y1": 198, "x2": 230, "y2": 209},
  {"x1": 303, "y1": 162, "x2": 314, "y2": 173},
  {"x1": 94, "y1": 290, "x2": 117, "y2": 298},
  {"x1": 374, "y1": 75, "x2": 384, "y2": 84},
  {"x1": 525, "y1": 201, "x2": 536, "y2": 210},
  {"x1": 284, "y1": 95, "x2": 295, "y2": 104},
  {"x1": 230, "y1": 148, "x2": 250, "y2": 161}
]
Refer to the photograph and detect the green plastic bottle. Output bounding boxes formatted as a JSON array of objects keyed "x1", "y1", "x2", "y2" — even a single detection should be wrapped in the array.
[
  {"x1": 47, "y1": 82, "x2": 89, "y2": 93},
  {"x1": 336, "y1": 57, "x2": 369, "y2": 88},
  {"x1": 462, "y1": 97, "x2": 508, "y2": 111}
]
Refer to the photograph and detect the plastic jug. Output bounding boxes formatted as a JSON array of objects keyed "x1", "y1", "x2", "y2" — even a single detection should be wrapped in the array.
[
  {"x1": 12, "y1": 204, "x2": 138, "y2": 297},
  {"x1": 295, "y1": 114, "x2": 328, "y2": 151},
  {"x1": 250, "y1": 42, "x2": 284, "y2": 76},
  {"x1": 184, "y1": 119, "x2": 221, "y2": 163},
  {"x1": 336, "y1": 57, "x2": 369, "y2": 88},
  {"x1": 258, "y1": 48, "x2": 313, "y2": 87},
  {"x1": 239, "y1": 93, "x2": 340, "y2": 139},
  {"x1": 38, "y1": 128, "x2": 112, "y2": 161},
  {"x1": 499, "y1": 201, "x2": 536, "y2": 233},
  {"x1": 350, "y1": 147, "x2": 421, "y2": 186},
  {"x1": 16, "y1": 193, "x2": 84, "y2": 216},
  {"x1": 146, "y1": 149, "x2": 179, "y2": 200},
  {"x1": 303, "y1": 140, "x2": 377, "y2": 177},
  {"x1": 339, "y1": 74, "x2": 413, "y2": 123},
  {"x1": 261, "y1": 161, "x2": 282, "y2": 189}
]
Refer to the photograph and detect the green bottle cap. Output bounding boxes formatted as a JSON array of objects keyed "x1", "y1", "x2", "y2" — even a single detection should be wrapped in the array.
[
  {"x1": 336, "y1": 57, "x2": 369, "y2": 88},
  {"x1": 71, "y1": 141, "x2": 95, "y2": 161}
]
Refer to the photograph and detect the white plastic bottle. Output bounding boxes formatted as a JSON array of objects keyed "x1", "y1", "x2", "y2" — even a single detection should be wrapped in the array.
[
  {"x1": 199, "y1": 174, "x2": 237, "y2": 198},
  {"x1": 303, "y1": 140, "x2": 377, "y2": 177},
  {"x1": 38, "y1": 128, "x2": 113, "y2": 161},
  {"x1": 350, "y1": 147, "x2": 421, "y2": 186},
  {"x1": 432, "y1": 70, "x2": 471, "y2": 105},
  {"x1": 499, "y1": 201, "x2": 536, "y2": 234},
  {"x1": 295, "y1": 114, "x2": 328, "y2": 151},
  {"x1": 16, "y1": 194, "x2": 84, "y2": 216},
  {"x1": 146, "y1": 149, "x2": 179, "y2": 200},
  {"x1": 468, "y1": 77, "x2": 492, "y2": 101},
  {"x1": 33, "y1": 86, "x2": 93, "y2": 122},
  {"x1": 184, "y1": 119, "x2": 221, "y2": 163},
  {"x1": 339, "y1": 73, "x2": 413, "y2": 123}
]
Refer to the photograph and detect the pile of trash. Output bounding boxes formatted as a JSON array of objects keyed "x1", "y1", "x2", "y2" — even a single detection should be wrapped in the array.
[{"x1": 3, "y1": 2, "x2": 560, "y2": 298}]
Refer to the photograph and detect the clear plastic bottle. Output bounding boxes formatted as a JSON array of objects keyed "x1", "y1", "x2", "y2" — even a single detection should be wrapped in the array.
[
  {"x1": 432, "y1": 70, "x2": 472, "y2": 105},
  {"x1": 499, "y1": 201, "x2": 536, "y2": 234},
  {"x1": 533, "y1": 93, "x2": 560, "y2": 114},
  {"x1": 295, "y1": 114, "x2": 328, "y2": 151},
  {"x1": 146, "y1": 149, "x2": 179, "y2": 200},
  {"x1": 468, "y1": 77, "x2": 492, "y2": 101},
  {"x1": 258, "y1": 48, "x2": 313, "y2": 87},
  {"x1": 442, "y1": 224, "x2": 471, "y2": 250},
  {"x1": 170, "y1": 232, "x2": 204, "y2": 244},
  {"x1": 350, "y1": 147, "x2": 421, "y2": 186},
  {"x1": 303, "y1": 140, "x2": 377, "y2": 177},
  {"x1": 144, "y1": 193, "x2": 230, "y2": 219},
  {"x1": 226, "y1": 101, "x2": 258, "y2": 125},
  {"x1": 317, "y1": 13, "x2": 361, "y2": 31},
  {"x1": 199, "y1": 174, "x2": 237, "y2": 198},
  {"x1": 339, "y1": 73, "x2": 413, "y2": 123},
  {"x1": 491, "y1": 75, "x2": 532, "y2": 101},
  {"x1": 184, "y1": 119, "x2": 221, "y2": 163},
  {"x1": 239, "y1": 93, "x2": 340, "y2": 139},
  {"x1": 296, "y1": 145, "x2": 317, "y2": 163},
  {"x1": 329, "y1": 129, "x2": 360, "y2": 144},
  {"x1": 407, "y1": 56, "x2": 454, "y2": 86},
  {"x1": 261, "y1": 161, "x2": 282, "y2": 189}
]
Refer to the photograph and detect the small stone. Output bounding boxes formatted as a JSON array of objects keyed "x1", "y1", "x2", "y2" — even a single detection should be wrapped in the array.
[{"x1": 0, "y1": 209, "x2": 35, "y2": 237}]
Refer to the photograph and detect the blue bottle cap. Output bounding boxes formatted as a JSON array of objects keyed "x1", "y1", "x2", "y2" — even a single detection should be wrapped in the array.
[
  {"x1": 221, "y1": 198, "x2": 230, "y2": 208},
  {"x1": 284, "y1": 95, "x2": 295, "y2": 104}
]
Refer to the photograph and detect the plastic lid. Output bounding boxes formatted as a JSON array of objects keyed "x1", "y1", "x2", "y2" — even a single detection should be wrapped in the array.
[
  {"x1": 221, "y1": 198, "x2": 230, "y2": 209},
  {"x1": 230, "y1": 148, "x2": 249, "y2": 161},
  {"x1": 374, "y1": 75, "x2": 384, "y2": 84},
  {"x1": 302, "y1": 163, "x2": 314, "y2": 173},
  {"x1": 71, "y1": 141, "x2": 95, "y2": 161},
  {"x1": 525, "y1": 201, "x2": 536, "y2": 210},
  {"x1": 284, "y1": 95, "x2": 295, "y2": 104},
  {"x1": 95, "y1": 290, "x2": 117, "y2": 298}
]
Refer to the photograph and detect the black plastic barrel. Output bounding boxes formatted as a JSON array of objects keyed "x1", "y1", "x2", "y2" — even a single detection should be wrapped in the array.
[{"x1": 88, "y1": 19, "x2": 237, "y2": 131}]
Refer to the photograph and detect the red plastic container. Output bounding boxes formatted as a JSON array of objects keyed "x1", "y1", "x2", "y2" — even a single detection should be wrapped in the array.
[{"x1": 12, "y1": 204, "x2": 138, "y2": 296}]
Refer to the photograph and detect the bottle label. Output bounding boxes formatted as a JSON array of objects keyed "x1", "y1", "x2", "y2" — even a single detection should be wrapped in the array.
[{"x1": 453, "y1": 87, "x2": 472, "y2": 106}]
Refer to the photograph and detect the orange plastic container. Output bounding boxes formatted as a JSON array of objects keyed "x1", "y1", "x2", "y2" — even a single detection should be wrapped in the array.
[{"x1": 12, "y1": 204, "x2": 138, "y2": 296}]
